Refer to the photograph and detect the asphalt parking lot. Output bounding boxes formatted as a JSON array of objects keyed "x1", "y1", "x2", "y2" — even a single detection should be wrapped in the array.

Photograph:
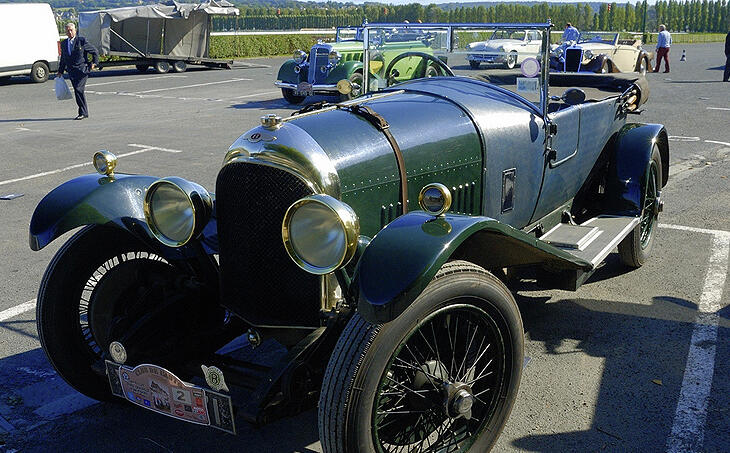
[{"x1": 1, "y1": 43, "x2": 729, "y2": 452}]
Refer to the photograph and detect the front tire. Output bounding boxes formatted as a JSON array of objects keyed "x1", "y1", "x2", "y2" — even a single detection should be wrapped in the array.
[
  {"x1": 135, "y1": 64, "x2": 149, "y2": 73},
  {"x1": 504, "y1": 52, "x2": 517, "y2": 69},
  {"x1": 618, "y1": 145, "x2": 662, "y2": 268},
  {"x1": 282, "y1": 88, "x2": 306, "y2": 104},
  {"x1": 319, "y1": 260, "x2": 524, "y2": 453},
  {"x1": 469, "y1": 60, "x2": 481, "y2": 69},
  {"x1": 37, "y1": 225, "x2": 223, "y2": 401},
  {"x1": 31, "y1": 61, "x2": 49, "y2": 83},
  {"x1": 340, "y1": 71, "x2": 363, "y2": 101}
]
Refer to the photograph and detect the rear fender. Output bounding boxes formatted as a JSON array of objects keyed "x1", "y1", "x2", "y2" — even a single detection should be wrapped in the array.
[
  {"x1": 29, "y1": 173, "x2": 218, "y2": 256},
  {"x1": 355, "y1": 212, "x2": 592, "y2": 324},
  {"x1": 634, "y1": 50, "x2": 651, "y2": 72},
  {"x1": 604, "y1": 123, "x2": 669, "y2": 216}
]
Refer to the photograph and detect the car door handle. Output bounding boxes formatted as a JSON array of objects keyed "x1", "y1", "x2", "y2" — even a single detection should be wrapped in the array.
[{"x1": 548, "y1": 147, "x2": 578, "y2": 168}]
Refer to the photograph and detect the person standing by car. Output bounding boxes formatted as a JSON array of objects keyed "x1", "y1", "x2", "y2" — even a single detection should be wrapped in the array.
[
  {"x1": 57, "y1": 22, "x2": 98, "y2": 120},
  {"x1": 722, "y1": 31, "x2": 730, "y2": 82},
  {"x1": 562, "y1": 23, "x2": 579, "y2": 43},
  {"x1": 653, "y1": 24, "x2": 672, "y2": 73}
]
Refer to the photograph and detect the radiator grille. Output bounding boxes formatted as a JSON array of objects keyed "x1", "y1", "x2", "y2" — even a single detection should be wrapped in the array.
[
  {"x1": 565, "y1": 48, "x2": 583, "y2": 72},
  {"x1": 308, "y1": 46, "x2": 331, "y2": 84},
  {"x1": 215, "y1": 163, "x2": 320, "y2": 327}
]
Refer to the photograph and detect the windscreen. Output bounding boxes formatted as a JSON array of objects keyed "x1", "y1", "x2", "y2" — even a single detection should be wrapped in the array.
[
  {"x1": 363, "y1": 24, "x2": 548, "y2": 109},
  {"x1": 336, "y1": 27, "x2": 361, "y2": 42},
  {"x1": 578, "y1": 32, "x2": 618, "y2": 45}
]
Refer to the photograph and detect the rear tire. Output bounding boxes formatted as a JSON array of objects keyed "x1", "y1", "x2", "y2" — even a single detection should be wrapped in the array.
[
  {"x1": 469, "y1": 60, "x2": 481, "y2": 69},
  {"x1": 30, "y1": 61, "x2": 49, "y2": 83},
  {"x1": 618, "y1": 145, "x2": 662, "y2": 268},
  {"x1": 172, "y1": 61, "x2": 187, "y2": 73},
  {"x1": 135, "y1": 64, "x2": 149, "y2": 73},
  {"x1": 319, "y1": 260, "x2": 524, "y2": 453},
  {"x1": 154, "y1": 60, "x2": 170, "y2": 74},
  {"x1": 282, "y1": 88, "x2": 306, "y2": 104}
]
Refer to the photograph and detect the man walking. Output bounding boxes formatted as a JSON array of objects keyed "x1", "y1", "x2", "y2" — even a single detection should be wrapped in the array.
[
  {"x1": 57, "y1": 22, "x2": 98, "y2": 120},
  {"x1": 653, "y1": 24, "x2": 672, "y2": 73},
  {"x1": 722, "y1": 31, "x2": 730, "y2": 82}
]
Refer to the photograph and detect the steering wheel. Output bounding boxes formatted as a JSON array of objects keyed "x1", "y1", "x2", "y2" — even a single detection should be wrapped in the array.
[{"x1": 384, "y1": 52, "x2": 454, "y2": 87}]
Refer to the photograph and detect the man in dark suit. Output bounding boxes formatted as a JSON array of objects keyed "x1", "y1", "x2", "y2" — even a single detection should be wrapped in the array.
[{"x1": 57, "y1": 22, "x2": 99, "y2": 120}]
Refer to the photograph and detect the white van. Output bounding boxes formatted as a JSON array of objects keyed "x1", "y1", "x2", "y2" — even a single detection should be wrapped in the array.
[{"x1": 0, "y1": 3, "x2": 60, "y2": 83}]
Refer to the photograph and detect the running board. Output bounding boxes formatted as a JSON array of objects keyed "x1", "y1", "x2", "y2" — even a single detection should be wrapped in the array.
[{"x1": 536, "y1": 215, "x2": 639, "y2": 290}]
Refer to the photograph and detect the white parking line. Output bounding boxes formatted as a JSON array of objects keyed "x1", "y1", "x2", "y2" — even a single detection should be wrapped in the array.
[
  {"x1": 704, "y1": 140, "x2": 730, "y2": 147},
  {"x1": 0, "y1": 144, "x2": 182, "y2": 187},
  {"x1": 86, "y1": 75, "x2": 187, "y2": 87},
  {"x1": 668, "y1": 136, "x2": 700, "y2": 142},
  {"x1": 661, "y1": 224, "x2": 730, "y2": 453},
  {"x1": 707, "y1": 107, "x2": 730, "y2": 111},
  {"x1": 135, "y1": 78, "x2": 251, "y2": 94},
  {"x1": 0, "y1": 299, "x2": 36, "y2": 322}
]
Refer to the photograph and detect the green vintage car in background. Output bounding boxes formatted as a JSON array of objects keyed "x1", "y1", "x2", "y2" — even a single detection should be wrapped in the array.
[
  {"x1": 30, "y1": 22, "x2": 668, "y2": 452},
  {"x1": 275, "y1": 25, "x2": 449, "y2": 104}
]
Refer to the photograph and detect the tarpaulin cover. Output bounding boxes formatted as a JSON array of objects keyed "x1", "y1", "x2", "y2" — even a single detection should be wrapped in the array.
[{"x1": 79, "y1": 1, "x2": 238, "y2": 58}]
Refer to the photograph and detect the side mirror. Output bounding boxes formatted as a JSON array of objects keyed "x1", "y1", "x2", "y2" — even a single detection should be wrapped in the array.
[{"x1": 562, "y1": 88, "x2": 586, "y2": 105}]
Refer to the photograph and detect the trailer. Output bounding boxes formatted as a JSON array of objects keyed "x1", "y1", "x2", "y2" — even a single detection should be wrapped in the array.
[{"x1": 79, "y1": 0, "x2": 239, "y2": 73}]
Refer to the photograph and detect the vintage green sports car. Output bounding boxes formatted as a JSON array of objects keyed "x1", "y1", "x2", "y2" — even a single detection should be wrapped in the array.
[
  {"x1": 30, "y1": 22, "x2": 668, "y2": 452},
  {"x1": 275, "y1": 25, "x2": 447, "y2": 104}
]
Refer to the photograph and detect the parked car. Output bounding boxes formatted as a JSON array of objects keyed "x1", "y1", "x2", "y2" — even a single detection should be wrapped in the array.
[
  {"x1": 551, "y1": 32, "x2": 651, "y2": 74},
  {"x1": 275, "y1": 26, "x2": 443, "y2": 104},
  {"x1": 466, "y1": 29, "x2": 543, "y2": 69},
  {"x1": 30, "y1": 22, "x2": 668, "y2": 452},
  {"x1": 0, "y1": 3, "x2": 59, "y2": 83}
]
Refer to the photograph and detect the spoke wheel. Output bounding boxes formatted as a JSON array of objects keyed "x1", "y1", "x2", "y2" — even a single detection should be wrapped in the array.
[
  {"x1": 373, "y1": 305, "x2": 504, "y2": 452},
  {"x1": 618, "y1": 145, "x2": 662, "y2": 268},
  {"x1": 319, "y1": 261, "x2": 523, "y2": 453}
]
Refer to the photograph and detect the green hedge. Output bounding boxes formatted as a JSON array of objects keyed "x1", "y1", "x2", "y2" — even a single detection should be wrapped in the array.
[
  {"x1": 209, "y1": 32, "x2": 727, "y2": 60},
  {"x1": 209, "y1": 34, "x2": 333, "y2": 59}
]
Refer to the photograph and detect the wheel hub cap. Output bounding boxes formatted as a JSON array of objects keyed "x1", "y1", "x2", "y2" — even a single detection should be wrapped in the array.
[{"x1": 452, "y1": 389, "x2": 475, "y2": 415}]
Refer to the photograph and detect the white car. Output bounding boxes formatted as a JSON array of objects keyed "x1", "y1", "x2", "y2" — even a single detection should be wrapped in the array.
[{"x1": 466, "y1": 29, "x2": 542, "y2": 69}]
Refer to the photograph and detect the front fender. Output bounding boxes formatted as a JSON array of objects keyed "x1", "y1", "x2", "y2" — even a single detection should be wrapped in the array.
[
  {"x1": 355, "y1": 212, "x2": 592, "y2": 324},
  {"x1": 29, "y1": 173, "x2": 219, "y2": 255},
  {"x1": 277, "y1": 59, "x2": 300, "y2": 84},
  {"x1": 605, "y1": 123, "x2": 669, "y2": 216},
  {"x1": 325, "y1": 60, "x2": 362, "y2": 83}
]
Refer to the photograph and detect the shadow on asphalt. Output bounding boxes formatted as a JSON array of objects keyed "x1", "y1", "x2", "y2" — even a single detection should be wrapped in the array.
[
  {"x1": 0, "y1": 118, "x2": 71, "y2": 123},
  {"x1": 508, "y1": 252, "x2": 729, "y2": 451}
]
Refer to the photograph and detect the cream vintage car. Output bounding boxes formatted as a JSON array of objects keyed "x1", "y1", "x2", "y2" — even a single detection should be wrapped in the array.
[
  {"x1": 466, "y1": 29, "x2": 542, "y2": 69},
  {"x1": 551, "y1": 32, "x2": 652, "y2": 74}
]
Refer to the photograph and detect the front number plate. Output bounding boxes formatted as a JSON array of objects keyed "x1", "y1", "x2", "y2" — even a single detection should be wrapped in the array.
[
  {"x1": 106, "y1": 361, "x2": 235, "y2": 434},
  {"x1": 296, "y1": 82, "x2": 313, "y2": 96}
]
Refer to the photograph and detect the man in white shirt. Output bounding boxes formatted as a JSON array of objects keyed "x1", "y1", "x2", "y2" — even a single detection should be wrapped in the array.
[{"x1": 653, "y1": 24, "x2": 672, "y2": 73}]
